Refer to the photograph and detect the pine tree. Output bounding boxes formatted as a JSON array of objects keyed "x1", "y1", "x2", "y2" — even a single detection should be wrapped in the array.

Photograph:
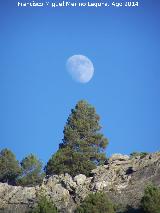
[
  {"x1": 17, "y1": 154, "x2": 44, "y2": 186},
  {"x1": 45, "y1": 100, "x2": 108, "y2": 177},
  {"x1": 0, "y1": 148, "x2": 21, "y2": 184}
]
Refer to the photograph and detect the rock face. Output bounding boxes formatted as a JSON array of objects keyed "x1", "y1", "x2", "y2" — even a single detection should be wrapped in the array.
[{"x1": 0, "y1": 152, "x2": 160, "y2": 213}]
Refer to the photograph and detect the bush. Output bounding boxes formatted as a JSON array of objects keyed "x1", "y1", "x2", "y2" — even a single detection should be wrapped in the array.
[
  {"x1": 141, "y1": 184, "x2": 160, "y2": 213},
  {"x1": 130, "y1": 152, "x2": 148, "y2": 159},
  {"x1": 32, "y1": 194, "x2": 58, "y2": 213},
  {"x1": 75, "y1": 192, "x2": 115, "y2": 213}
]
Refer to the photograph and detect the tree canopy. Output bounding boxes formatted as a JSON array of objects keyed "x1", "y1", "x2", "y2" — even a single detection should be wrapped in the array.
[
  {"x1": 17, "y1": 154, "x2": 44, "y2": 186},
  {"x1": 0, "y1": 148, "x2": 21, "y2": 184},
  {"x1": 45, "y1": 100, "x2": 108, "y2": 177}
]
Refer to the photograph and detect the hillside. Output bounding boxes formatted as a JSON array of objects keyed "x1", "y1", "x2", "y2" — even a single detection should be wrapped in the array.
[{"x1": 0, "y1": 152, "x2": 160, "y2": 213}]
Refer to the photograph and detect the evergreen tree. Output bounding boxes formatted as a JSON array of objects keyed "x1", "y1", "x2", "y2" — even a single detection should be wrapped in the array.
[
  {"x1": 75, "y1": 192, "x2": 115, "y2": 213},
  {"x1": 141, "y1": 184, "x2": 160, "y2": 213},
  {"x1": 17, "y1": 154, "x2": 44, "y2": 186},
  {"x1": 0, "y1": 148, "x2": 21, "y2": 184},
  {"x1": 45, "y1": 100, "x2": 108, "y2": 177}
]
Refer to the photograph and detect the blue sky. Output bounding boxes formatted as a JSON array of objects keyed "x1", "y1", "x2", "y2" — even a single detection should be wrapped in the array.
[{"x1": 0, "y1": 0, "x2": 160, "y2": 164}]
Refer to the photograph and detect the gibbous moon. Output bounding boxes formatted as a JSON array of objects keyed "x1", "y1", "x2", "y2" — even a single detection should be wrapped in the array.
[{"x1": 66, "y1": 55, "x2": 94, "y2": 83}]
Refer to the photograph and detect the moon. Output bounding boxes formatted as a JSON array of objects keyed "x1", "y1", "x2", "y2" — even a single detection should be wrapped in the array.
[{"x1": 66, "y1": 55, "x2": 94, "y2": 83}]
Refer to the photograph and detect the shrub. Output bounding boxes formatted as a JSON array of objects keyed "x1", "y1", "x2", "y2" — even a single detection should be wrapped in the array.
[
  {"x1": 32, "y1": 194, "x2": 58, "y2": 213},
  {"x1": 75, "y1": 192, "x2": 115, "y2": 213},
  {"x1": 130, "y1": 152, "x2": 148, "y2": 159},
  {"x1": 141, "y1": 184, "x2": 160, "y2": 213}
]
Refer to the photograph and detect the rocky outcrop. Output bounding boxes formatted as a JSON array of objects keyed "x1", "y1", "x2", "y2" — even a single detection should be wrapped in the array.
[{"x1": 0, "y1": 152, "x2": 160, "y2": 213}]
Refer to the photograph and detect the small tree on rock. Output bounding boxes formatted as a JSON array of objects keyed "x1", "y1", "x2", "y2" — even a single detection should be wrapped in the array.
[
  {"x1": 17, "y1": 154, "x2": 44, "y2": 186},
  {"x1": 0, "y1": 148, "x2": 21, "y2": 184},
  {"x1": 45, "y1": 100, "x2": 108, "y2": 177}
]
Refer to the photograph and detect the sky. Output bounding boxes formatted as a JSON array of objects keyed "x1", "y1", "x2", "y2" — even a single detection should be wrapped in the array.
[{"x1": 0, "y1": 0, "x2": 160, "y2": 164}]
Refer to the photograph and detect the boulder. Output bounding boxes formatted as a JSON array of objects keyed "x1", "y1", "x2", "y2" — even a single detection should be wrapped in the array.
[
  {"x1": 74, "y1": 174, "x2": 86, "y2": 185},
  {"x1": 109, "y1": 153, "x2": 130, "y2": 163}
]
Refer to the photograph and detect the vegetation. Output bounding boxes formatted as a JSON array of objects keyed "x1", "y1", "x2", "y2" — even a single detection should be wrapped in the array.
[
  {"x1": 0, "y1": 101, "x2": 159, "y2": 213},
  {"x1": 17, "y1": 154, "x2": 44, "y2": 186},
  {"x1": 130, "y1": 152, "x2": 148, "y2": 159},
  {"x1": 0, "y1": 100, "x2": 108, "y2": 184},
  {"x1": 75, "y1": 192, "x2": 115, "y2": 213},
  {"x1": 0, "y1": 148, "x2": 21, "y2": 184},
  {"x1": 32, "y1": 194, "x2": 58, "y2": 213},
  {"x1": 45, "y1": 100, "x2": 108, "y2": 177},
  {"x1": 141, "y1": 184, "x2": 160, "y2": 213}
]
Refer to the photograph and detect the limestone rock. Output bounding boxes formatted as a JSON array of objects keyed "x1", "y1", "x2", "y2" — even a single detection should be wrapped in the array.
[
  {"x1": 74, "y1": 174, "x2": 86, "y2": 185},
  {"x1": 0, "y1": 152, "x2": 160, "y2": 213},
  {"x1": 108, "y1": 153, "x2": 130, "y2": 165}
]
